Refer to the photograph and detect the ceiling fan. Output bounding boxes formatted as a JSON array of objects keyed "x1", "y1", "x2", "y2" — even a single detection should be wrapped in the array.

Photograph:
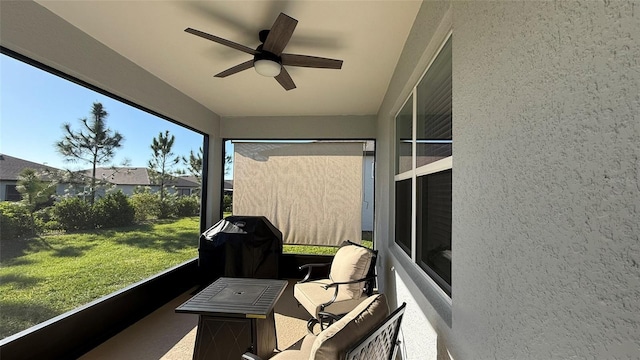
[{"x1": 185, "y1": 12, "x2": 343, "y2": 91}]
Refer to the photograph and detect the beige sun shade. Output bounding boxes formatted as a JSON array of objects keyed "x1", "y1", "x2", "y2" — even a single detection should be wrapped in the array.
[{"x1": 233, "y1": 142, "x2": 363, "y2": 246}]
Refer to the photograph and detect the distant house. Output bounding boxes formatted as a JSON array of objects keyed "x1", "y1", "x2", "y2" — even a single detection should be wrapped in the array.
[
  {"x1": 0, "y1": 154, "x2": 62, "y2": 201},
  {"x1": 175, "y1": 175, "x2": 201, "y2": 197},
  {"x1": 362, "y1": 141, "x2": 374, "y2": 233},
  {"x1": 79, "y1": 167, "x2": 200, "y2": 197},
  {"x1": 0, "y1": 155, "x2": 199, "y2": 201},
  {"x1": 223, "y1": 179, "x2": 233, "y2": 196}
]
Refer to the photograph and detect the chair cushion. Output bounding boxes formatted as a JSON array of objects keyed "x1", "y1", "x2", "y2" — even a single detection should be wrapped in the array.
[
  {"x1": 328, "y1": 245, "x2": 373, "y2": 299},
  {"x1": 270, "y1": 334, "x2": 317, "y2": 360},
  {"x1": 309, "y1": 294, "x2": 390, "y2": 360},
  {"x1": 294, "y1": 279, "x2": 368, "y2": 318}
]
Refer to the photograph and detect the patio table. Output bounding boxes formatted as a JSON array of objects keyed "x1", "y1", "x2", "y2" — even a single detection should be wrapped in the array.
[{"x1": 176, "y1": 277, "x2": 287, "y2": 360}]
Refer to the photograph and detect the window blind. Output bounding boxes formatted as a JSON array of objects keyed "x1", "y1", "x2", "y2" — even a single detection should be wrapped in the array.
[
  {"x1": 417, "y1": 38, "x2": 452, "y2": 168},
  {"x1": 416, "y1": 169, "x2": 452, "y2": 294}
]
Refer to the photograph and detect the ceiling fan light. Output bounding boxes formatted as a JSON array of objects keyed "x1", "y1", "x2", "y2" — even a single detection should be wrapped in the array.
[{"x1": 254, "y1": 59, "x2": 281, "y2": 77}]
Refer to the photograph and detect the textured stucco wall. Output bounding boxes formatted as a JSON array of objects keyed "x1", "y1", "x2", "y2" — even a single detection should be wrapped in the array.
[
  {"x1": 377, "y1": 1, "x2": 639, "y2": 359},
  {"x1": 394, "y1": 270, "x2": 438, "y2": 360},
  {"x1": 0, "y1": 182, "x2": 8, "y2": 201},
  {"x1": 452, "y1": 1, "x2": 640, "y2": 359}
]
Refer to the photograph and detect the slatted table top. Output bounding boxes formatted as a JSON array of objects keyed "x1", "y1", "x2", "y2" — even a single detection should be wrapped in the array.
[{"x1": 175, "y1": 277, "x2": 288, "y2": 319}]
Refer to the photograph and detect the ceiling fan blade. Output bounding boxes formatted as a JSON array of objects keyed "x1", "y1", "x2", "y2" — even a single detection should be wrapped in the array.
[
  {"x1": 275, "y1": 67, "x2": 296, "y2": 91},
  {"x1": 281, "y1": 54, "x2": 343, "y2": 69},
  {"x1": 185, "y1": 28, "x2": 257, "y2": 55},
  {"x1": 263, "y1": 13, "x2": 298, "y2": 56},
  {"x1": 214, "y1": 60, "x2": 254, "y2": 78}
]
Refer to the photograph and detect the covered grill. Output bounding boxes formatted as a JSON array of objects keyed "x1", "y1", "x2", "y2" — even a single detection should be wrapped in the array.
[{"x1": 199, "y1": 216, "x2": 282, "y2": 284}]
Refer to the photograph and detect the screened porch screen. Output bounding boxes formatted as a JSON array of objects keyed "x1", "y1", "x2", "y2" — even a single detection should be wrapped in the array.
[{"x1": 233, "y1": 142, "x2": 363, "y2": 246}]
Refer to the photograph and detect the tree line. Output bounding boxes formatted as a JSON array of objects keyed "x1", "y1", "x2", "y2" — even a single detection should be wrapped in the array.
[
  {"x1": 1, "y1": 102, "x2": 204, "y2": 238},
  {"x1": 57, "y1": 102, "x2": 203, "y2": 205}
]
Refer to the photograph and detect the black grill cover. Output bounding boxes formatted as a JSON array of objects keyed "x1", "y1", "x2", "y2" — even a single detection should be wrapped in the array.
[{"x1": 199, "y1": 216, "x2": 282, "y2": 284}]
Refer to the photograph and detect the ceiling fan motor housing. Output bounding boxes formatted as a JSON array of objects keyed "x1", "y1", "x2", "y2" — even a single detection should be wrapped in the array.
[
  {"x1": 254, "y1": 44, "x2": 281, "y2": 64},
  {"x1": 253, "y1": 44, "x2": 282, "y2": 77},
  {"x1": 259, "y1": 29, "x2": 270, "y2": 43}
]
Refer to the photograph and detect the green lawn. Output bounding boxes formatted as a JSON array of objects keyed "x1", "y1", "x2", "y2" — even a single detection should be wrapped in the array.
[
  {"x1": 283, "y1": 240, "x2": 372, "y2": 255},
  {"x1": 222, "y1": 213, "x2": 372, "y2": 255},
  {"x1": 0, "y1": 217, "x2": 200, "y2": 339}
]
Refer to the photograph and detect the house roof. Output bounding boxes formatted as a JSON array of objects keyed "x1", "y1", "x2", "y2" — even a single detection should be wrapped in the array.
[
  {"x1": 83, "y1": 167, "x2": 199, "y2": 188},
  {"x1": 224, "y1": 180, "x2": 234, "y2": 191},
  {"x1": 0, "y1": 154, "x2": 61, "y2": 181},
  {"x1": 86, "y1": 167, "x2": 151, "y2": 186},
  {"x1": 174, "y1": 175, "x2": 200, "y2": 188},
  {"x1": 32, "y1": 1, "x2": 422, "y2": 117}
]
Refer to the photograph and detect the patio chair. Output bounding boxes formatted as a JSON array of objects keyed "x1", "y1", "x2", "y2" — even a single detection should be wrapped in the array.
[
  {"x1": 294, "y1": 241, "x2": 378, "y2": 332},
  {"x1": 241, "y1": 293, "x2": 406, "y2": 360}
]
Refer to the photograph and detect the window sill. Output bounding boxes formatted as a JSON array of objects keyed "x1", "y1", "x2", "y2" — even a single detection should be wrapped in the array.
[{"x1": 389, "y1": 244, "x2": 452, "y2": 327}]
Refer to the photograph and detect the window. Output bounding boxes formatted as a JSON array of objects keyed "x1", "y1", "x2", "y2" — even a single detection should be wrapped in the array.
[
  {"x1": 394, "y1": 36, "x2": 452, "y2": 296},
  {"x1": 0, "y1": 51, "x2": 205, "y2": 340},
  {"x1": 5, "y1": 185, "x2": 21, "y2": 201},
  {"x1": 177, "y1": 188, "x2": 191, "y2": 197},
  {"x1": 416, "y1": 169, "x2": 452, "y2": 289},
  {"x1": 395, "y1": 95, "x2": 413, "y2": 175},
  {"x1": 394, "y1": 178, "x2": 412, "y2": 256}
]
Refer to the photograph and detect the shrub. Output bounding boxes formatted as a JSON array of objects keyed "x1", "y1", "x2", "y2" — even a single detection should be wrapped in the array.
[
  {"x1": 0, "y1": 202, "x2": 32, "y2": 239},
  {"x1": 52, "y1": 197, "x2": 93, "y2": 231},
  {"x1": 158, "y1": 192, "x2": 178, "y2": 219},
  {"x1": 34, "y1": 206, "x2": 54, "y2": 224},
  {"x1": 32, "y1": 206, "x2": 56, "y2": 234},
  {"x1": 130, "y1": 188, "x2": 160, "y2": 222},
  {"x1": 159, "y1": 198, "x2": 175, "y2": 219},
  {"x1": 93, "y1": 191, "x2": 135, "y2": 228},
  {"x1": 42, "y1": 220, "x2": 64, "y2": 232},
  {"x1": 174, "y1": 195, "x2": 200, "y2": 217},
  {"x1": 223, "y1": 194, "x2": 233, "y2": 213}
]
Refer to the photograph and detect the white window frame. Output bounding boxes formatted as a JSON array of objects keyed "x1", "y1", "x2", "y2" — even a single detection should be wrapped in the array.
[{"x1": 393, "y1": 32, "x2": 453, "y2": 295}]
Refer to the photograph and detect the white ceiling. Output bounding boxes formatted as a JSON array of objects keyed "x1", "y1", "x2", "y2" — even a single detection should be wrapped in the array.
[{"x1": 35, "y1": 1, "x2": 421, "y2": 117}]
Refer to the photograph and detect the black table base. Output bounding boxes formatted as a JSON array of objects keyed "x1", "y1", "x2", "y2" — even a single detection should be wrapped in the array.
[
  {"x1": 194, "y1": 311, "x2": 276, "y2": 359},
  {"x1": 176, "y1": 277, "x2": 287, "y2": 360}
]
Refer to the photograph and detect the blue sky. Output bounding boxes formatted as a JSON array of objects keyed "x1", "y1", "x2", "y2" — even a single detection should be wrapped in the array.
[{"x1": 0, "y1": 54, "x2": 205, "y2": 172}]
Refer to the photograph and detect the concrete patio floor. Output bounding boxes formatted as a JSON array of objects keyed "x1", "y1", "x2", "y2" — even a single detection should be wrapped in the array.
[{"x1": 80, "y1": 280, "x2": 309, "y2": 360}]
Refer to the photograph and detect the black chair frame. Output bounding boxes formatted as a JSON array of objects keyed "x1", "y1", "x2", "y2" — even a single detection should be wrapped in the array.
[
  {"x1": 297, "y1": 240, "x2": 378, "y2": 332},
  {"x1": 345, "y1": 302, "x2": 406, "y2": 360},
  {"x1": 241, "y1": 301, "x2": 406, "y2": 360}
]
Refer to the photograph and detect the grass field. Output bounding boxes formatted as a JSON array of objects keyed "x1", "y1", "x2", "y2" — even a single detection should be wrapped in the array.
[
  {"x1": 283, "y1": 240, "x2": 372, "y2": 255},
  {"x1": 0, "y1": 217, "x2": 200, "y2": 339}
]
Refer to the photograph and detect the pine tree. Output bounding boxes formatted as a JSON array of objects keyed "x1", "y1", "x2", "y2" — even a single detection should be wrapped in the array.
[
  {"x1": 183, "y1": 147, "x2": 203, "y2": 185},
  {"x1": 56, "y1": 102, "x2": 124, "y2": 204},
  {"x1": 148, "y1": 130, "x2": 180, "y2": 217}
]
